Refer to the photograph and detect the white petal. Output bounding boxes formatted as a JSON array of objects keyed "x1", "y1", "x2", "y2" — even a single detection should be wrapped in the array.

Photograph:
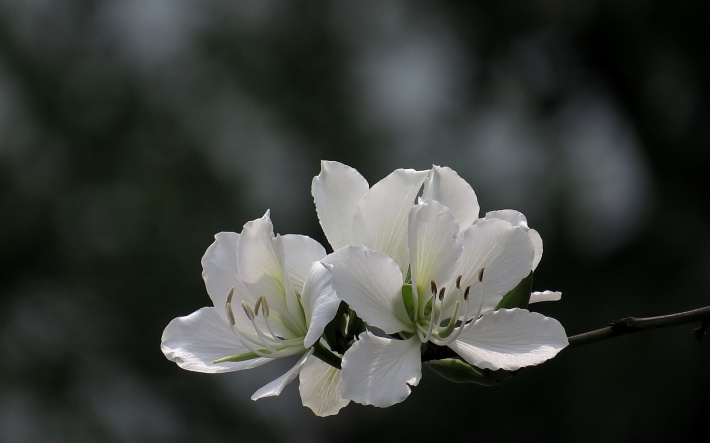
[
  {"x1": 312, "y1": 160, "x2": 370, "y2": 250},
  {"x1": 280, "y1": 234, "x2": 326, "y2": 294},
  {"x1": 236, "y1": 213, "x2": 285, "y2": 306},
  {"x1": 422, "y1": 166, "x2": 480, "y2": 229},
  {"x1": 449, "y1": 308, "x2": 568, "y2": 371},
  {"x1": 201, "y1": 232, "x2": 243, "y2": 324},
  {"x1": 485, "y1": 210, "x2": 543, "y2": 270},
  {"x1": 301, "y1": 262, "x2": 341, "y2": 348},
  {"x1": 327, "y1": 246, "x2": 413, "y2": 334},
  {"x1": 274, "y1": 235, "x2": 307, "y2": 332},
  {"x1": 530, "y1": 290, "x2": 562, "y2": 303},
  {"x1": 237, "y1": 214, "x2": 305, "y2": 335},
  {"x1": 527, "y1": 228, "x2": 543, "y2": 271},
  {"x1": 408, "y1": 200, "x2": 462, "y2": 308},
  {"x1": 161, "y1": 307, "x2": 271, "y2": 373},
  {"x1": 457, "y1": 218, "x2": 535, "y2": 313},
  {"x1": 251, "y1": 352, "x2": 310, "y2": 400},
  {"x1": 352, "y1": 168, "x2": 429, "y2": 271},
  {"x1": 299, "y1": 356, "x2": 350, "y2": 416},
  {"x1": 340, "y1": 332, "x2": 422, "y2": 407},
  {"x1": 484, "y1": 209, "x2": 528, "y2": 227}
]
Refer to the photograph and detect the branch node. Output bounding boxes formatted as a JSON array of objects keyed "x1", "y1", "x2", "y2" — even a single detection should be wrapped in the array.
[
  {"x1": 693, "y1": 320, "x2": 709, "y2": 343},
  {"x1": 567, "y1": 305, "x2": 710, "y2": 350},
  {"x1": 610, "y1": 317, "x2": 635, "y2": 332}
]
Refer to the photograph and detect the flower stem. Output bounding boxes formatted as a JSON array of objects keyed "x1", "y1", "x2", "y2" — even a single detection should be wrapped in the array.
[{"x1": 565, "y1": 305, "x2": 710, "y2": 350}]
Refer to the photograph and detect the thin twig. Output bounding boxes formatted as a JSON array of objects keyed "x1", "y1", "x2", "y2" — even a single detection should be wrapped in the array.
[
  {"x1": 565, "y1": 305, "x2": 710, "y2": 349},
  {"x1": 419, "y1": 305, "x2": 709, "y2": 386}
]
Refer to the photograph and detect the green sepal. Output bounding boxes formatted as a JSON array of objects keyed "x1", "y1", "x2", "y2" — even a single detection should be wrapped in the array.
[
  {"x1": 346, "y1": 307, "x2": 365, "y2": 338},
  {"x1": 426, "y1": 358, "x2": 515, "y2": 385},
  {"x1": 495, "y1": 271, "x2": 533, "y2": 310},
  {"x1": 323, "y1": 301, "x2": 346, "y2": 352},
  {"x1": 426, "y1": 358, "x2": 490, "y2": 384},
  {"x1": 311, "y1": 341, "x2": 342, "y2": 369}
]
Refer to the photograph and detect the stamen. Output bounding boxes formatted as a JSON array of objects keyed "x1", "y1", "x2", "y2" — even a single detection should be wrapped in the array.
[
  {"x1": 233, "y1": 334, "x2": 300, "y2": 359},
  {"x1": 224, "y1": 310, "x2": 276, "y2": 358},
  {"x1": 475, "y1": 277, "x2": 485, "y2": 317},
  {"x1": 245, "y1": 297, "x2": 286, "y2": 346},
  {"x1": 226, "y1": 288, "x2": 236, "y2": 326},
  {"x1": 261, "y1": 313, "x2": 282, "y2": 342},
  {"x1": 463, "y1": 286, "x2": 470, "y2": 301},
  {"x1": 433, "y1": 298, "x2": 447, "y2": 332},
  {"x1": 242, "y1": 301, "x2": 255, "y2": 321},
  {"x1": 478, "y1": 267, "x2": 485, "y2": 282},
  {"x1": 455, "y1": 275, "x2": 462, "y2": 289},
  {"x1": 438, "y1": 291, "x2": 471, "y2": 346},
  {"x1": 262, "y1": 298, "x2": 270, "y2": 318},
  {"x1": 438, "y1": 287, "x2": 446, "y2": 301},
  {"x1": 422, "y1": 299, "x2": 437, "y2": 342},
  {"x1": 221, "y1": 290, "x2": 303, "y2": 360},
  {"x1": 436, "y1": 300, "x2": 461, "y2": 339},
  {"x1": 247, "y1": 314, "x2": 278, "y2": 353},
  {"x1": 459, "y1": 277, "x2": 487, "y2": 336},
  {"x1": 254, "y1": 297, "x2": 263, "y2": 316},
  {"x1": 234, "y1": 324, "x2": 303, "y2": 356},
  {"x1": 419, "y1": 287, "x2": 441, "y2": 342},
  {"x1": 259, "y1": 296, "x2": 270, "y2": 318}
]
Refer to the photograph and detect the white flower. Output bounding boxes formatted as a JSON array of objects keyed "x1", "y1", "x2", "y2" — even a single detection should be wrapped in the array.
[
  {"x1": 161, "y1": 212, "x2": 348, "y2": 416},
  {"x1": 312, "y1": 160, "x2": 429, "y2": 270},
  {"x1": 326, "y1": 167, "x2": 568, "y2": 407}
]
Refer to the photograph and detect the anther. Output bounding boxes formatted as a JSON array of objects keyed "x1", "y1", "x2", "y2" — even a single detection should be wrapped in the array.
[
  {"x1": 463, "y1": 286, "x2": 471, "y2": 301},
  {"x1": 438, "y1": 287, "x2": 446, "y2": 301},
  {"x1": 455, "y1": 275, "x2": 462, "y2": 289},
  {"x1": 478, "y1": 267, "x2": 486, "y2": 282},
  {"x1": 254, "y1": 297, "x2": 262, "y2": 316},
  {"x1": 242, "y1": 301, "x2": 255, "y2": 320},
  {"x1": 260, "y1": 297, "x2": 270, "y2": 318},
  {"x1": 226, "y1": 288, "x2": 236, "y2": 326},
  {"x1": 431, "y1": 280, "x2": 438, "y2": 295}
]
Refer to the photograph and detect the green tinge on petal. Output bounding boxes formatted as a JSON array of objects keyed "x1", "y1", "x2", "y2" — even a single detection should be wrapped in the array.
[
  {"x1": 426, "y1": 358, "x2": 515, "y2": 385},
  {"x1": 495, "y1": 271, "x2": 533, "y2": 310},
  {"x1": 401, "y1": 284, "x2": 416, "y2": 321},
  {"x1": 213, "y1": 351, "x2": 264, "y2": 364},
  {"x1": 213, "y1": 343, "x2": 299, "y2": 363},
  {"x1": 423, "y1": 297, "x2": 433, "y2": 319}
]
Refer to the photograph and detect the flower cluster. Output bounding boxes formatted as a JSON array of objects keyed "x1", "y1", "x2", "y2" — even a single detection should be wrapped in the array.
[{"x1": 161, "y1": 161, "x2": 568, "y2": 416}]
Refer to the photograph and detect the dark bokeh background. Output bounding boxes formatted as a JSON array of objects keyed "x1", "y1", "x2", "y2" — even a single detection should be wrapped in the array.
[{"x1": 1, "y1": 1, "x2": 708, "y2": 442}]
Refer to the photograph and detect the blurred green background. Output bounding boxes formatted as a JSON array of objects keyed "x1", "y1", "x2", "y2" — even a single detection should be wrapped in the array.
[{"x1": 1, "y1": 1, "x2": 708, "y2": 442}]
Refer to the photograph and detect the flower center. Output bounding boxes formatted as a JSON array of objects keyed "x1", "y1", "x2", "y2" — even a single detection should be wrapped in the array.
[
  {"x1": 416, "y1": 267, "x2": 486, "y2": 346},
  {"x1": 224, "y1": 288, "x2": 305, "y2": 358}
]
